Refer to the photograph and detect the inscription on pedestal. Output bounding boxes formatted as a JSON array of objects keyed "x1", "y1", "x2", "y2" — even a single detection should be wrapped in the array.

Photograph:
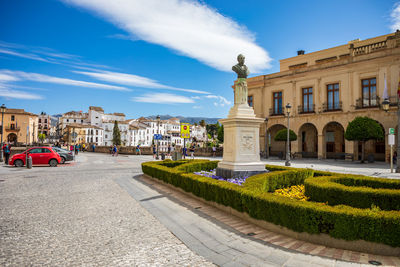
[{"x1": 240, "y1": 131, "x2": 254, "y2": 154}]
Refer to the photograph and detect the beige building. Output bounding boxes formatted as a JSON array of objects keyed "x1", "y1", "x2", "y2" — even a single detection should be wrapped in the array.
[
  {"x1": 0, "y1": 108, "x2": 38, "y2": 145},
  {"x1": 247, "y1": 31, "x2": 400, "y2": 162}
]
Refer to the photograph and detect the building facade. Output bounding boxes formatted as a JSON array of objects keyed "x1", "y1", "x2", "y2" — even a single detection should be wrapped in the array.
[
  {"x1": 0, "y1": 108, "x2": 38, "y2": 145},
  {"x1": 247, "y1": 31, "x2": 400, "y2": 162}
]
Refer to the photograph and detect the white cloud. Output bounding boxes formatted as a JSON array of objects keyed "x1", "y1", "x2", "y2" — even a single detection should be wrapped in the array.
[
  {"x1": 0, "y1": 48, "x2": 50, "y2": 63},
  {"x1": 131, "y1": 92, "x2": 195, "y2": 104},
  {"x1": 391, "y1": 2, "x2": 400, "y2": 31},
  {"x1": 205, "y1": 94, "x2": 231, "y2": 106},
  {"x1": 62, "y1": 0, "x2": 271, "y2": 72},
  {"x1": 191, "y1": 96, "x2": 201, "y2": 100},
  {"x1": 74, "y1": 70, "x2": 208, "y2": 94},
  {"x1": 0, "y1": 86, "x2": 43, "y2": 100},
  {"x1": 193, "y1": 105, "x2": 202, "y2": 109},
  {"x1": 0, "y1": 73, "x2": 20, "y2": 82},
  {"x1": 0, "y1": 70, "x2": 130, "y2": 91}
]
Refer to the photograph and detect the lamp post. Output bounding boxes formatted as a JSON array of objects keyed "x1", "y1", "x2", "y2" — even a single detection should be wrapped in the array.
[
  {"x1": 156, "y1": 115, "x2": 160, "y2": 160},
  {"x1": 0, "y1": 104, "x2": 6, "y2": 162},
  {"x1": 264, "y1": 117, "x2": 269, "y2": 159},
  {"x1": 381, "y1": 98, "x2": 400, "y2": 172},
  {"x1": 285, "y1": 103, "x2": 292, "y2": 166}
]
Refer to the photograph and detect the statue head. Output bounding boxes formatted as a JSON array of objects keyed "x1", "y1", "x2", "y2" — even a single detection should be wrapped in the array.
[{"x1": 237, "y1": 54, "x2": 245, "y2": 65}]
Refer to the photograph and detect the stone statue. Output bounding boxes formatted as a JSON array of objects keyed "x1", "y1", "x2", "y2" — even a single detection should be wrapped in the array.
[
  {"x1": 232, "y1": 54, "x2": 249, "y2": 78},
  {"x1": 232, "y1": 54, "x2": 249, "y2": 105}
]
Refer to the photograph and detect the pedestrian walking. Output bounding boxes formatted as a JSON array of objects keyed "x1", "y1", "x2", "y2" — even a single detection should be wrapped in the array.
[
  {"x1": 167, "y1": 144, "x2": 171, "y2": 158},
  {"x1": 4, "y1": 143, "x2": 11, "y2": 165},
  {"x1": 153, "y1": 145, "x2": 157, "y2": 159},
  {"x1": 112, "y1": 145, "x2": 118, "y2": 157},
  {"x1": 82, "y1": 143, "x2": 85, "y2": 152},
  {"x1": 212, "y1": 145, "x2": 216, "y2": 157},
  {"x1": 75, "y1": 144, "x2": 79, "y2": 155},
  {"x1": 190, "y1": 143, "x2": 195, "y2": 159},
  {"x1": 136, "y1": 144, "x2": 141, "y2": 155},
  {"x1": 92, "y1": 144, "x2": 96, "y2": 152}
]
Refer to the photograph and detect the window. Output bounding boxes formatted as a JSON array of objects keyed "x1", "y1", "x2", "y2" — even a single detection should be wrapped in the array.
[
  {"x1": 362, "y1": 78, "x2": 377, "y2": 107},
  {"x1": 96, "y1": 137, "x2": 98, "y2": 142},
  {"x1": 248, "y1": 95, "x2": 253, "y2": 107},
  {"x1": 44, "y1": 119, "x2": 47, "y2": 123},
  {"x1": 302, "y1": 87, "x2": 313, "y2": 112},
  {"x1": 11, "y1": 115, "x2": 15, "y2": 121},
  {"x1": 105, "y1": 134, "x2": 108, "y2": 138},
  {"x1": 81, "y1": 120, "x2": 83, "y2": 123},
  {"x1": 42, "y1": 148, "x2": 51, "y2": 153},
  {"x1": 39, "y1": 118, "x2": 42, "y2": 123},
  {"x1": 29, "y1": 148, "x2": 42, "y2": 154},
  {"x1": 10, "y1": 123, "x2": 15, "y2": 130},
  {"x1": 96, "y1": 130, "x2": 98, "y2": 135},
  {"x1": 327, "y1": 83, "x2": 340, "y2": 110},
  {"x1": 74, "y1": 119, "x2": 76, "y2": 123},
  {"x1": 273, "y1": 92, "x2": 283, "y2": 114},
  {"x1": 67, "y1": 119, "x2": 69, "y2": 122}
]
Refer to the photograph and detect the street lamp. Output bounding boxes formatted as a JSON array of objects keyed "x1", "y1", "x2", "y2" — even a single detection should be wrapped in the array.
[
  {"x1": 285, "y1": 103, "x2": 292, "y2": 166},
  {"x1": 264, "y1": 117, "x2": 269, "y2": 159},
  {"x1": 0, "y1": 104, "x2": 6, "y2": 163},
  {"x1": 156, "y1": 115, "x2": 160, "y2": 160}
]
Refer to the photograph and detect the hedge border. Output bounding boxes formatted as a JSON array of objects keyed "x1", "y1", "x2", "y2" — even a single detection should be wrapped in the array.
[
  {"x1": 141, "y1": 160, "x2": 400, "y2": 248},
  {"x1": 305, "y1": 175, "x2": 400, "y2": 210}
]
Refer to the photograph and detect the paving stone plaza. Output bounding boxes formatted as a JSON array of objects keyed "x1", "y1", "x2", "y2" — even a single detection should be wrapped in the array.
[{"x1": 1, "y1": 153, "x2": 399, "y2": 266}]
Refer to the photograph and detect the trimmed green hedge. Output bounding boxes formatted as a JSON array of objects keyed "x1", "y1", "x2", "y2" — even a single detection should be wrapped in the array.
[
  {"x1": 305, "y1": 175, "x2": 400, "y2": 210},
  {"x1": 142, "y1": 160, "x2": 400, "y2": 247}
]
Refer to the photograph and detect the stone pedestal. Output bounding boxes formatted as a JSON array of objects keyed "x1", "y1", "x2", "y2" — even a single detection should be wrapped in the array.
[{"x1": 216, "y1": 103, "x2": 267, "y2": 178}]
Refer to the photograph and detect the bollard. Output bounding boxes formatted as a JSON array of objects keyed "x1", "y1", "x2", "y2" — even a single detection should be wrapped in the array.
[{"x1": 26, "y1": 156, "x2": 32, "y2": 169}]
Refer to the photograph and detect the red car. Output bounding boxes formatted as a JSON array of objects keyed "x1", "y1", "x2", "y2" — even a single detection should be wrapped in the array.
[{"x1": 9, "y1": 147, "x2": 61, "y2": 167}]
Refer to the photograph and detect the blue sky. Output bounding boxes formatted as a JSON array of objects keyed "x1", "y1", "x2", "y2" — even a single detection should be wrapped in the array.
[{"x1": 0, "y1": 0, "x2": 398, "y2": 118}]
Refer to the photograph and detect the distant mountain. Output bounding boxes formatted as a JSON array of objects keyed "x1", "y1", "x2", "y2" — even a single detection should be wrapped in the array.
[{"x1": 148, "y1": 115, "x2": 220, "y2": 125}]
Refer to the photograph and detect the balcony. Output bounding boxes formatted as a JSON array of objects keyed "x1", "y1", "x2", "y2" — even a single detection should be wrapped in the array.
[
  {"x1": 269, "y1": 107, "x2": 285, "y2": 116},
  {"x1": 322, "y1": 101, "x2": 343, "y2": 112},
  {"x1": 387, "y1": 96, "x2": 399, "y2": 107},
  {"x1": 5, "y1": 126, "x2": 20, "y2": 131},
  {"x1": 297, "y1": 104, "x2": 315, "y2": 114},
  {"x1": 355, "y1": 96, "x2": 380, "y2": 109}
]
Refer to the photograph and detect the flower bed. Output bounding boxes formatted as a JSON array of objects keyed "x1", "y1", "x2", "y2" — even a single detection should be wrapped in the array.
[
  {"x1": 142, "y1": 160, "x2": 400, "y2": 248},
  {"x1": 193, "y1": 169, "x2": 248, "y2": 186}
]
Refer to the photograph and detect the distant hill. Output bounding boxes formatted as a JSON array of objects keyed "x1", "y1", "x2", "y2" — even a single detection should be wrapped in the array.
[{"x1": 148, "y1": 115, "x2": 220, "y2": 125}]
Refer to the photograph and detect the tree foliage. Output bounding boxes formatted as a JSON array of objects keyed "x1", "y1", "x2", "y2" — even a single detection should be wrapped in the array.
[
  {"x1": 112, "y1": 120, "x2": 121, "y2": 146},
  {"x1": 38, "y1": 133, "x2": 46, "y2": 143},
  {"x1": 217, "y1": 125, "x2": 224, "y2": 143},
  {"x1": 206, "y1": 123, "x2": 219, "y2": 139},
  {"x1": 199, "y1": 119, "x2": 206, "y2": 127},
  {"x1": 274, "y1": 129, "x2": 297, "y2": 142},
  {"x1": 345, "y1": 117, "x2": 384, "y2": 142}
]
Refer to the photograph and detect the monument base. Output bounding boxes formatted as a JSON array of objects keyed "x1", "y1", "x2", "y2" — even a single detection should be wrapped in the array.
[
  {"x1": 216, "y1": 161, "x2": 267, "y2": 178},
  {"x1": 217, "y1": 104, "x2": 267, "y2": 179}
]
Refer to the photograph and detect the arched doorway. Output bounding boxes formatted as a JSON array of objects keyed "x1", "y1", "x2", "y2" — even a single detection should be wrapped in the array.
[
  {"x1": 7, "y1": 133, "x2": 17, "y2": 144},
  {"x1": 268, "y1": 124, "x2": 286, "y2": 157},
  {"x1": 323, "y1": 122, "x2": 345, "y2": 159},
  {"x1": 298, "y1": 123, "x2": 318, "y2": 158}
]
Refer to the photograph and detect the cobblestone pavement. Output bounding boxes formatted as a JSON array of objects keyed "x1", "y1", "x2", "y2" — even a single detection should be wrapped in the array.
[{"x1": 0, "y1": 153, "x2": 213, "y2": 266}]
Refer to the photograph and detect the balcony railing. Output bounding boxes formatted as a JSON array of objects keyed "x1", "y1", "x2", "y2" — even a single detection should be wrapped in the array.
[
  {"x1": 297, "y1": 104, "x2": 315, "y2": 114},
  {"x1": 322, "y1": 101, "x2": 343, "y2": 112},
  {"x1": 5, "y1": 126, "x2": 20, "y2": 131},
  {"x1": 269, "y1": 107, "x2": 285, "y2": 116},
  {"x1": 355, "y1": 96, "x2": 380, "y2": 109}
]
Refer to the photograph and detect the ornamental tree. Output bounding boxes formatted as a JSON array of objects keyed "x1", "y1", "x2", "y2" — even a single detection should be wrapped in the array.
[
  {"x1": 112, "y1": 120, "x2": 122, "y2": 146},
  {"x1": 345, "y1": 116, "x2": 384, "y2": 163},
  {"x1": 274, "y1": 129, "x2": 297, "y2": 155}
]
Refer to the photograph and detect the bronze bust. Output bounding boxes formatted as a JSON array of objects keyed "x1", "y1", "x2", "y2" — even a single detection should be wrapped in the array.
[{"x1": 232, "y1": 54, "x2": 249, "y2": 79}]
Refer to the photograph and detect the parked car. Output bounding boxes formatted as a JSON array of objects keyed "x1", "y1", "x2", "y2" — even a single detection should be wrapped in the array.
[
  {"x1": 52, "y1": 147, "x2": 74, "y2": 164},
  {"x1": 9, "y1": 147, "x2": 61, "y2": 167}
]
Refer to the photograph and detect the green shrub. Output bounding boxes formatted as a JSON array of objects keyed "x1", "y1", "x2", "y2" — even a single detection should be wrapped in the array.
[
  {"x1": 142, "y1": 161, "x2": 400, "y2": 247},
  {"x1": 305, "y1": 175, "x2": 400, "y2": 211}
]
